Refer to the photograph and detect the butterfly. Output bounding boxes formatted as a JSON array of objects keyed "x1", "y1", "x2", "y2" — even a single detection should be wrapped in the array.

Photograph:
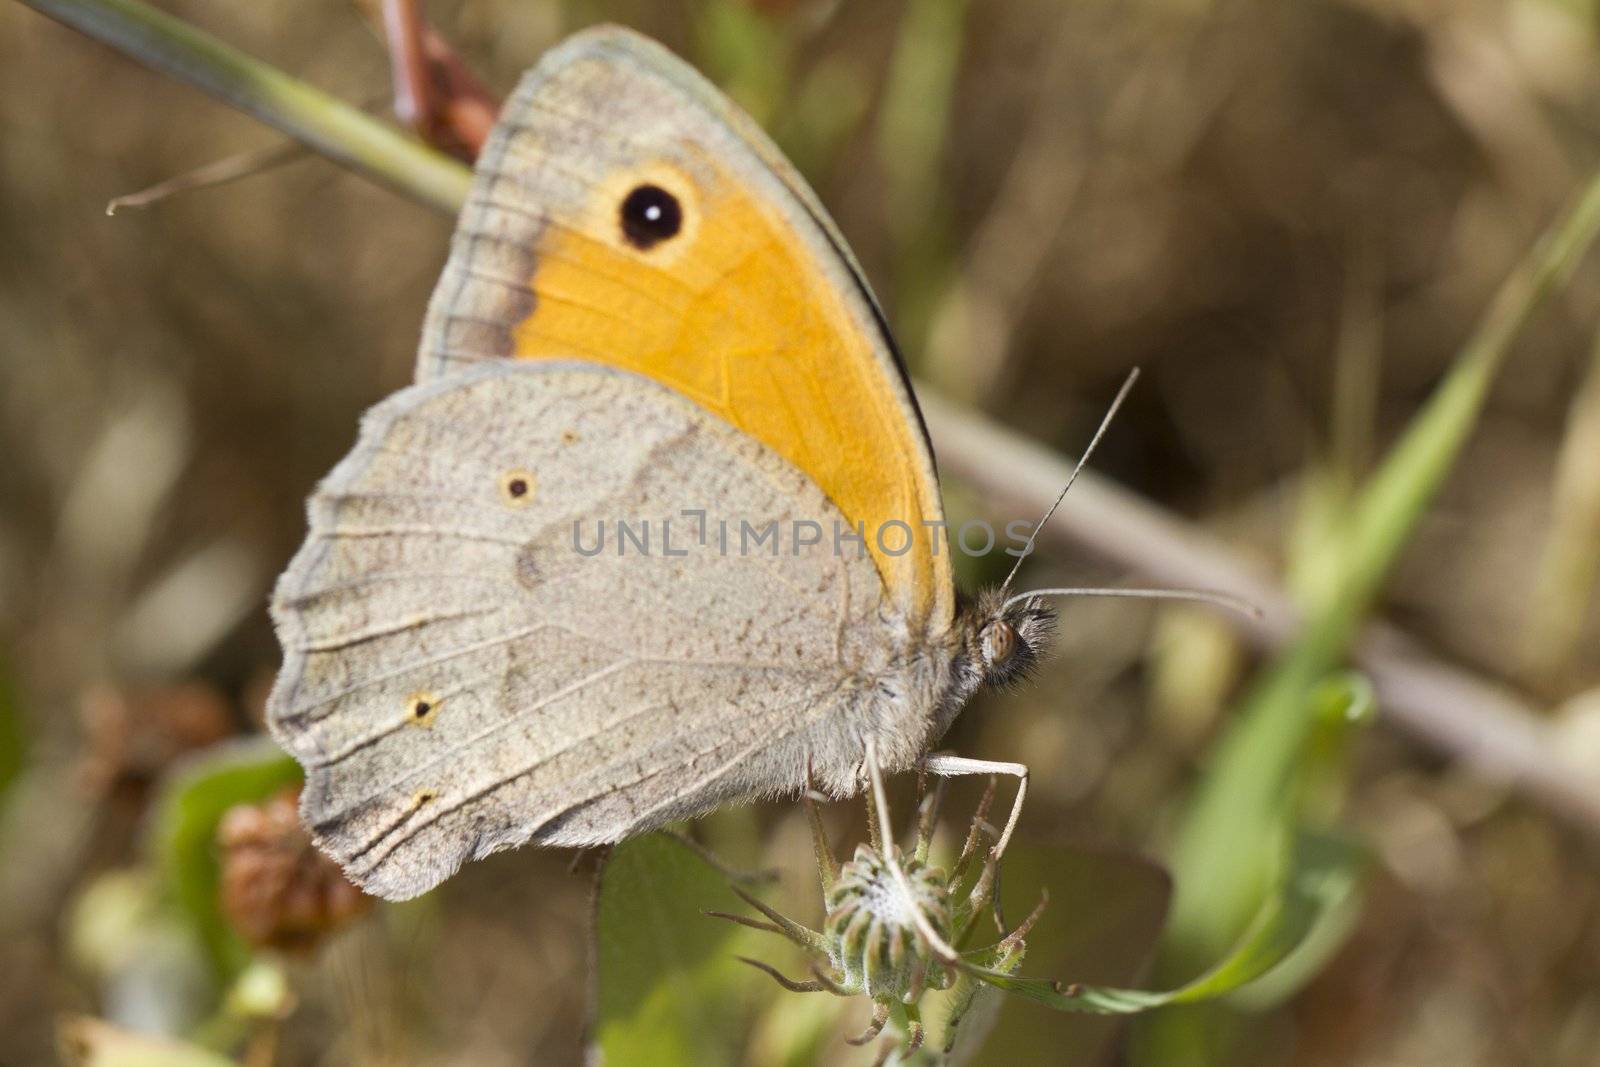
[{"x1": 266, "y1": 25, "x2": 1061, "y2": 902}]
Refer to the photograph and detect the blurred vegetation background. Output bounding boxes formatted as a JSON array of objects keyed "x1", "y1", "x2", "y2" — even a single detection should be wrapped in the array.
[{"x1": 3, "y1": 0, "x2": 1600, "y2": 1063}]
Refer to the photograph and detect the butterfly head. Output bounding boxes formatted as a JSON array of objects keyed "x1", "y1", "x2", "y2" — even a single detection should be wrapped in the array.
[{"x1": 962, "y1": 586, "x2": 1056, "y2": 690}]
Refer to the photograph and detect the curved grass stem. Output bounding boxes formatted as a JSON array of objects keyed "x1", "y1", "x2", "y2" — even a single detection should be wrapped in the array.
[{"x1": 17, "y1": 0, "x2": 472, "y2": 213}]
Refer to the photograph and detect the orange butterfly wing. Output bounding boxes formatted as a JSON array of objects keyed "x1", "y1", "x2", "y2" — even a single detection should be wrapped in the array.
[{"x1": 417, "y1": 26, "x2": 952, "y2": 636}]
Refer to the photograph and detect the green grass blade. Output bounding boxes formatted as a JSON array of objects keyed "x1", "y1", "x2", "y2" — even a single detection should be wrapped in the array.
[{"x1": 878, "y1": 0, "x2": 968, "y2": 357}]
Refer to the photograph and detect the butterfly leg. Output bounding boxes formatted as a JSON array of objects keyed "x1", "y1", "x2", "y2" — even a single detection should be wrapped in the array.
[
  {"x1": 918, "y1": 754, "x2": 1028, "y2": 865},
  {"x1": 803, "y1": 790, "x2": 841, "y2": 897},
  {"x1": 919, "y1": 754, "x2": 1029, "y2": 931},
  {"x1": 862, "y1": 739, "x2": 965, "y2": 965},
  {"x1": 663, "y1": 829, "x2": 779, "y2": 887}
]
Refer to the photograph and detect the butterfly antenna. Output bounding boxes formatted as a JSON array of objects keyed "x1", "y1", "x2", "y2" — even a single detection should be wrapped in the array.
[
  {"x1": 1000, "y1": 367, "x2": 1142, "y2": 594},
  {"x1": 1002, "y1": 586, "x2": 1262, "y2": 619}
]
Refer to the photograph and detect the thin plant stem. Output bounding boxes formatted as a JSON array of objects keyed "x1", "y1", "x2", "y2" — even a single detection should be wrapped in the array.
[{"x1": 18, "y1": 0, "x2": 472, "y2": 213}]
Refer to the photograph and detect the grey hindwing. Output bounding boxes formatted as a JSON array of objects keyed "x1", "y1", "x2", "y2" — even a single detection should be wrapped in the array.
[{"x1": 266, "y1": 361, "x2": 931, "y2": 900}]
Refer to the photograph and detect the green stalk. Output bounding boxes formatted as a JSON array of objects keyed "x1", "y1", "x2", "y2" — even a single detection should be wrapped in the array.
[{"x1": 17, "y1": 0, "x2": 472, "y2": 214}]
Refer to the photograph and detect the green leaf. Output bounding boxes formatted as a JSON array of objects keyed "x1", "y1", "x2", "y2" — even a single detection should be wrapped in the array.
[
  {"x1": 591, "y1": 833, "x2": 768, "y2": 1067},
  {"x1": 967, "y1": 842, "x2": 1171, "y2": 1063},
  {"x1": 148, "y1": 737, "x2": 301, "y2": 977},
  {"x1": 1134, "y1": 675, "x2": 1375, "y2": 1062},
  {"x1": 934, "y1": 943, "x2": 1022, "y2": 1065},
  {"x1": 1226, "y1": 833, "x2": 1368, "y2": 1010},
  {"x1": 968, "y1": 831, "x2": 1360, "y2": 1015},
  {"x1": 1299, "y1": 672, "x2": 1377, "y2": 823}
]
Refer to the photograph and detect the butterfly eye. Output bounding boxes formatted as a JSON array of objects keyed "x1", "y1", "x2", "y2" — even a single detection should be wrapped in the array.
[
  {"x1": 983, "y1": 620, "x2": 1017, "y2": 666},
  {"x1": 620, "y1": 184, "x2": 683, "y2": 250}
]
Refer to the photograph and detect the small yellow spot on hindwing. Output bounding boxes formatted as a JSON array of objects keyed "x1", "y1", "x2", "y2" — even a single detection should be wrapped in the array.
[
  {"x1": 499, "y1": 469, "x2": 536, "y2": 507},
  {"x1": 406, "y1": 691, "x2": 440, "y2": 727}
]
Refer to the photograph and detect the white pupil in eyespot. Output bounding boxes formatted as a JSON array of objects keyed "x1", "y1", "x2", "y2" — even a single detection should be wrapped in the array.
[{"x1": 644, "y1": 205, "x2": 662, "y2": 221}]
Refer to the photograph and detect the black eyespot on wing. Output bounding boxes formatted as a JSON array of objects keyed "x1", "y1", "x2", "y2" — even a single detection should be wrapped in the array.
[{"x1": 620, "y1": 184, "x2": 682, "y2": 250}]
